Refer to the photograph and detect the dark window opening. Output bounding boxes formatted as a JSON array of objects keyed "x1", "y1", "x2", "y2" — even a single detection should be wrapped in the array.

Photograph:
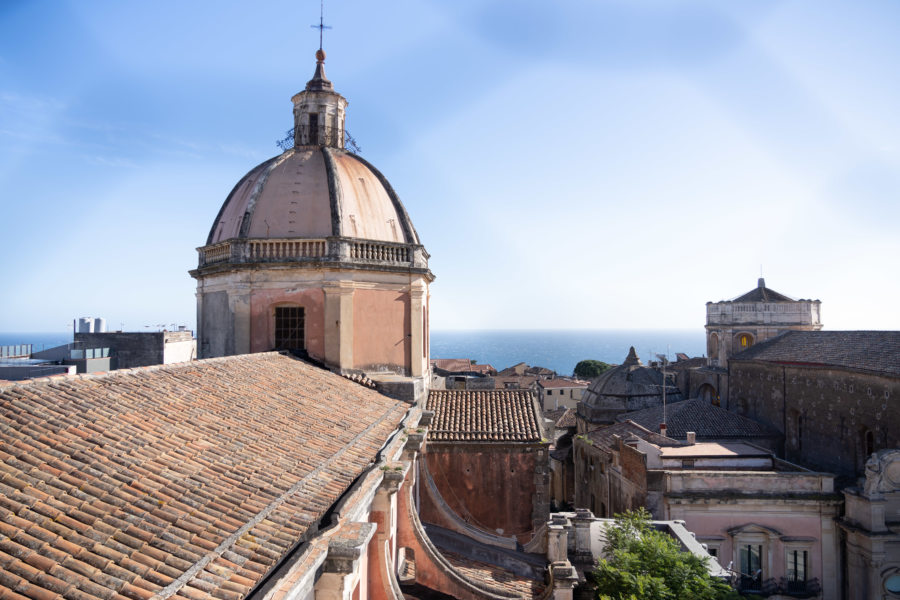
[
  {"x1": 308, "y1": 113, "x2": 319, "y2": 145},
  {"x1": 740, "y1": 544, "x2": 763, "y2": 592},
  {"x1": 864, "y1": 429, "x2": 875, "y2": 458},
  {"x1": 275, "y1": 306, "x2": 305, "y2": 351}
]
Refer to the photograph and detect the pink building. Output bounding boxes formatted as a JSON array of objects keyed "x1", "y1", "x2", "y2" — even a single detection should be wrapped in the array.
[{"x1": 574, "y1": 422, "x2": 841, "y2": 598}]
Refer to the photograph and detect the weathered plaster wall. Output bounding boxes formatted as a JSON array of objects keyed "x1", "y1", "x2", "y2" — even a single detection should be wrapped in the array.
[
  {"x1": 422, "y1": 445, "x2": 544, "y2": 541},
  {"x1": 248, "y1": 287, "x2": 325, "y2": 357},
  {"x1": 729, "y1": 362, "x2": 900, "y2": 478},
  {"x1": 353, "y1": 289, "x2": 410, "y2": 372}
]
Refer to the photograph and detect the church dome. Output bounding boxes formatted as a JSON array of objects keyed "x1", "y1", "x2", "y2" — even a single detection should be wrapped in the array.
[
  {"x1": 578, "y1": 347, "x2": 683, "y2": 424},
  {"x1": 207, "y1": 148, "x2": 419, "y2": 245}
]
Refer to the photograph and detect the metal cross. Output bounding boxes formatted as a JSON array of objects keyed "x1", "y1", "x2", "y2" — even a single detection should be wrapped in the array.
[{"x1": 310, "y1": 0, "x2": 332, "y2": 50}]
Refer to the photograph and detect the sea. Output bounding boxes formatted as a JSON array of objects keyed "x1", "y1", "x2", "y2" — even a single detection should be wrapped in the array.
[
  {"x1": 429, "y1": 329, "x2": 705, "y2": 376},
  {"x1": 1, "y1": 329, "x2": 706, "y2": 376}
]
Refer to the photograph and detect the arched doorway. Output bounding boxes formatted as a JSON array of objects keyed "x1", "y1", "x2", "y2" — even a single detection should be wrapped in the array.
[{"x1": 698, "y1": 383, "x2": 718, "y2": 406}]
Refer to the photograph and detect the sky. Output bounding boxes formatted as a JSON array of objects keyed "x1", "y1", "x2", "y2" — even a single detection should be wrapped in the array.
[{"x1": 1, "y1": 0, "x2": 899, "y2": 333}]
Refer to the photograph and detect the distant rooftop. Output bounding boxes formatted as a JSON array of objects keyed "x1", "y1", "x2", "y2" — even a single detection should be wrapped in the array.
[{"x1": 731, "y1": 330, "x2": 900, "y2": 377}]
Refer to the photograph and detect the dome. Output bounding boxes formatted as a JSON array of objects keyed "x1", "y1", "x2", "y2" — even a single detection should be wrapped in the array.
[
  {"x1": 578, "y1": 347, "x2": 683, "y2": 424},
  {"x1": 207, "y1": 147, "x2": 419, "y2": 245}
]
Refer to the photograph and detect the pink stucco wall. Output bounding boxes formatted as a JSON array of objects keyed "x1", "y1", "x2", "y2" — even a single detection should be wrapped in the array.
[
  {"x1": 249, "y1": 288, "x2": 325, "y2": 359},
  {"x1": 674, "y1": 509, "x2": 823, "y2": 582},
  {"x1": 353, "y1": 289, "x2": 410, "y2": 371}
]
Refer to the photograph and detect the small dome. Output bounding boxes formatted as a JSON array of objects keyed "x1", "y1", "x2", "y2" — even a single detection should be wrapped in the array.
[
  {"x1": 578, "y1": 347, "x2": 683, "y2": 424},
  {"x1": 207, "y1": 147, "x2": 420, "y2": 246}
]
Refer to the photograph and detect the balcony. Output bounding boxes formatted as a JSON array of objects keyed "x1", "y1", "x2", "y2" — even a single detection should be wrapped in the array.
[
  {"x1": 779, "y1": 577, "x2": 821, "y2": 598},
  {"x1": 737, "y1": 576, "x2": 778, "y2": 596},
  {"x1": 195, "y1": 236, "x2": 429, "y2": 273}
]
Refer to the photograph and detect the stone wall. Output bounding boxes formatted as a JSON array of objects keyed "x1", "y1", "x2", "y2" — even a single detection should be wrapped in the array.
[{"x1": 728, "y1": 361, "x2": 900, "y2": 480}]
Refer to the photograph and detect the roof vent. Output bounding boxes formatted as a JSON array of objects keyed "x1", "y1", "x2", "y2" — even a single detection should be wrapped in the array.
[
  {"x1": 758, "y1": 277, "x2": 766, "y2": 288},
  {"x1": 686, "y1": 431, "x2": 696, "y2": 445}
]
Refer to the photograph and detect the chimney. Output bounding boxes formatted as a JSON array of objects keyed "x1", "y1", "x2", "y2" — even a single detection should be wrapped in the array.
[
  {"x1": 660, "y1": 423, "x2": 667, "y2": 436},
  {"x1": 686, "y1": 431, "x2": 696, "y2": 445}
]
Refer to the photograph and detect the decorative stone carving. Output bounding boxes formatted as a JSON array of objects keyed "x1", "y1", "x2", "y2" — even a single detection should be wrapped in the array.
[{"x1": 863, "y1": 449, "x2": 900, "y2": 498}]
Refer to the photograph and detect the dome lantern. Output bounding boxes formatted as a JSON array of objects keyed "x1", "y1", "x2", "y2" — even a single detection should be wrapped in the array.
[{"x1": 292, "y1": 50, "x2": 347, "y2": 148}]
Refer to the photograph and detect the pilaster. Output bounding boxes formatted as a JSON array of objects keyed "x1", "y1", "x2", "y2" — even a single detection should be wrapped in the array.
[
  {"x1": 408, "y1": 280, "x2": 427, "y2": 377},
  {"x1": 323, "y1": 281, "x2": 354, "y2": 370},
  {"x1": 228, "y1": 284, "x2": 251, "y2": 355}
]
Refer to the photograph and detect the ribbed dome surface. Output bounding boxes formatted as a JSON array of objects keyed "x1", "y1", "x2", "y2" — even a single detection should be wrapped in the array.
[
  {"x1": 581, "y1": 347, "x2": 681, "y2": 407},
  {"x1": 207, "y1": 147, "x2": 419, "y2": 245}
]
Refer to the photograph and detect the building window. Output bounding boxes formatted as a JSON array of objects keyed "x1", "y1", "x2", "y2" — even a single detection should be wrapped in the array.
[
  {"x1": 738, "y1": 333, "x2": 753, "y2": 349},
  {"x1": 308, "y1": 113, "x2": 320, "y2": 145},
  {"x1": 274, "y1": 306, "x2": 305, "y2": 351},
  {"x1": 547, "y1": 389, "x2": 552, "y2": 395},
  {"x1": 785, "y1": 549, "x2": 808, "y2": 593},
  {"x1": 739, "y1": 544, "x2": 763, "y2": 592},
  {"x1": 682, "y1": 459, "x2": 695, "y2": 469}
]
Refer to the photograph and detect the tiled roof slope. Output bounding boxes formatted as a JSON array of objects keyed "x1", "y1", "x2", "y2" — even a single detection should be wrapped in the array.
[
  {"x1": 731, "y1": 286, "x2": 795, "y2": 303},
  {"x1": 616, "y1": 399, "x2": 778, "y2": 440},
  {"x1": 555, "y1": 408, "x2": 576, "y2": 429},
  {"x1": 731, "y1": 330, "x2": 900, "y2": 377},
  {"x1": 427, "y1": 390, "x2": 542, "y2": 442},
  {"x1": 585, "y1": 421, "x2": 684, "y2": 452},
  {"x1": 0, "y1": 353, "x2": 408, "y2": 600}
]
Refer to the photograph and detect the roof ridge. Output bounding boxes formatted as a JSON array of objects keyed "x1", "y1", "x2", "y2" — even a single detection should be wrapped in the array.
[{"x1": 0, "y1": 351, "x2": 286, "y2": 390}]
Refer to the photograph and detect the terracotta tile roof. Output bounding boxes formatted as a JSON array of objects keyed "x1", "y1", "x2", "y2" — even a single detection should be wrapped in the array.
[
  {"x1": 442, "y1": 551, "x2": 544, "y2": 599},
  {"x1": 0, "y1": 352, "x2": 408, "y2": 600},
  {"x1": 585, "y1": 421, "x2": 684, "y2": 452},
  {"x1": 616, "y1": 399, "x2": 778, "y2": 440},
  {"x1": 430, "y1": 359, "x2": 495, "y2": 375},
  {"x1": 427, "y1": 390, "x2": 542, "y2": 443},
  {"x1": 555, "y1": 408, "x2": 576, "y2": 429},
  {"x1": 730, "y1": 330, "x2": 900, "y2": 377}
]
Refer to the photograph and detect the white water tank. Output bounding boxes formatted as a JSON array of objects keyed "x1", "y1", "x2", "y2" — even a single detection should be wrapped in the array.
[
  {"x1": 77, "y1": 317, "x2": 95, "y2": 333},
  {"x1": 94, "y1": 317, "x2": 107, "y2": 333}
]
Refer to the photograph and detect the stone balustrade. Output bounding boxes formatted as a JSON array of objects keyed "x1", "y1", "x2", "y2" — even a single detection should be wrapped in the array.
[{"x1": 196, "y1": 236, "x2": 429, "y2": 271}]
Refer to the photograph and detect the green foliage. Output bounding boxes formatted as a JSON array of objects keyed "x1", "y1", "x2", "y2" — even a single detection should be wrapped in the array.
[
  {"x1": 588, "y1": 509, "x2": 736, "y2": 600},
  {"x1": 574, "y1": 359, "x2": 613, "y2": 379}
]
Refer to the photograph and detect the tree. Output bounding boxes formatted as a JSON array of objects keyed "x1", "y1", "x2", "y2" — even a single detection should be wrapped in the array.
[
  {"x1": 588, "y1": 509, "x2": 736, "y2": 600},
  {"x1": 574, "y1": 359, "x2": 613, "y2": 379}
]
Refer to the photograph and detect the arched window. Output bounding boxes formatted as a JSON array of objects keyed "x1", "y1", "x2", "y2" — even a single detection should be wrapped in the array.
[
  {"x1": 708, "y1": 333, "x2": 719, "y2": 359},
  {"x1": 738, "y1": 333, "x2": 753, "y2": 349}
]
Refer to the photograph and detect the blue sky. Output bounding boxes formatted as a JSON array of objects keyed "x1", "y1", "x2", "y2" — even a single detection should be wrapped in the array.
[{"x1": 1, "y1": 0, "x2": 898, "y2": 333}]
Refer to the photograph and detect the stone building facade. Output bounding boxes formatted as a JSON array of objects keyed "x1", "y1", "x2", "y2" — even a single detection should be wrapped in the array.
[
  {"x1": 706, "y1": 278, "x2": 822, "y2": 367},
  {"x1": 726, "y1": 331, "x2": 900, "y2": 481},
  {"x1": 190, "y1": 50, "x2": 433, "y2": 379}
]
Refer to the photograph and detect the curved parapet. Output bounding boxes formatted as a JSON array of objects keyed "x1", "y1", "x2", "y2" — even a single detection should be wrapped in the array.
[
  {"x1": 396, "y1": 467, "x2": 532, "y2": 600},
  {"x1": 419, "y1": 458, "x2": 519, "y2": 550}
]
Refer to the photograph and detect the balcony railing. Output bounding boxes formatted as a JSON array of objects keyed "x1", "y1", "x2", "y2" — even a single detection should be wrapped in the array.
[
  {"x1": 196, "y1": 237, "x2": 428, "y2": 271},
  {"x1": 738, "y1": 577, "x2": 778, "y2": 597},
  {"x1": 779, "y1": 577, "x2": 821, "y2": 598}
]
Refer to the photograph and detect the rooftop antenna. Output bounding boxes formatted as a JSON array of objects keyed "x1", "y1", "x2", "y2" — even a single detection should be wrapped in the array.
[{"x1": 311, "y1": 0, "x2": 332, "y2": 50}]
